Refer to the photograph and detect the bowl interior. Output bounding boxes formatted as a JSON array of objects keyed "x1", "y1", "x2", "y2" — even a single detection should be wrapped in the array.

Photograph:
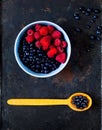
[{"x1": 14, "y1": 21, "x2": 71, "y2": 78}]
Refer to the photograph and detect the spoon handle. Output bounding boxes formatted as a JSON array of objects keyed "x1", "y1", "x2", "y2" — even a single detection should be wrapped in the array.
[{"x1": 7, "y1": 99, "x2": 68, "y2": 106}]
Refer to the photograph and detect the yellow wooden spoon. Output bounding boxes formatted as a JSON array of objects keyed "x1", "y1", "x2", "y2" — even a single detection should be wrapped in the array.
[{"x1": 7, "y1": 92, "x2": 92, "y2": 112}]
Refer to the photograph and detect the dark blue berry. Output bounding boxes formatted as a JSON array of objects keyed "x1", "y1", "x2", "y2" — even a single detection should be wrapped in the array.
[
  {"x1": 90, "y1": 19, "x2": 95, "y2": 23},
  {"x1": 94, "y1": 9, "x2": 101, "y2": 14},
  {"x1": 36, "y1": 64, "x2": 40, "y2": 69},
  {"x1": 44, "y1": 70, "x2": 49, "y2": 74},
  {"x1": 86, "y1": 24, "x2": 91, "y2": 29},
  {"x1": 79, "y1": 6, "x2": 85, "y2": 11},
  {"x1": 96, "y1": 36, "x2": 101, "y2": 41},
  {"x1": 35, "y1": 69, "x2": 39, "y2": 73},
  {"x1": 93, "y1": 15, "x2": 98, "y2": 19},
  {"x1": 97, "y1": 26, "x2": 102, "y2": 30},
  {"x1": 96, "y1": 30, "x2": 101, "y2": 35},
  {"x1": 74, "y1": 16, "x2": 80, "y2": 20},
  {"x1": 82, "y1": 10, "x2": 86, "y2": 14},
  {"x1": 75, "y1": 27, "x2": 81, "y2": 32},
  {"x1": 86, "y1": 8, "x2": 92, "y2": 12},
  {"x1": 73, "y1": 13, "x2": 79, "y2": 17},
  {"x1": 89, "y1": 34, "x2": 95, "y2": 40},
  {"x1": 44, "y1": 66, "x2": 47, "y2": 70},
  {"x1": 45, "y1": 62, "x2": 49, "y2": 66},
  {"x1": 85, "y1": 12, "x2": 90, "y2": 16}
]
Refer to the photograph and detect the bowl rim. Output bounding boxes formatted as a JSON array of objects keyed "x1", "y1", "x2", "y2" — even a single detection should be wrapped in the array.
[{"x1": 14, "y1": 20, "x2": 71, "y2": 78}]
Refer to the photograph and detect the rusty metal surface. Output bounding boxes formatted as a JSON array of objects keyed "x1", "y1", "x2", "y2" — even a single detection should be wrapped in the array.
[{"x1": 1, "y1": 0, "x2": 101, "y2": 130}]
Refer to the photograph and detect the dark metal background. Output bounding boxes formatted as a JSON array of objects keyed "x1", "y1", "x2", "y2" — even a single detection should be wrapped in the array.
[{"x1": 1, "y1": 0, "x2": 101, "y2": 130}]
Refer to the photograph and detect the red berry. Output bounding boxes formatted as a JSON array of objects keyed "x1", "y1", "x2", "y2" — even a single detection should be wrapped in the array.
[
  {"x1": 35, "y1": 41, "x2": 41, "y2": 48},
  {"x1": 34, "y1": 32, "x2": 41, "y2": 40},
  {"x1": 54, "y1": 38, "x2": 61, "y2": 46},
  {"x1": 49, "y1": 45, "x2": 55, "y2": 49},
  {"x1": 39, "y1": 26, "x2": 49, "y2": 36},
  {"x1": 57, "y1": 46, "x2": 64, "y2": 53},
  {"x1": 52, "y1": 30, "x2": 62, "y2": 39},
  {"x1": 61, "y1": 41, "x2": 67, "y2": 48},
  {"x1": 40, "y1": 36, "x2": 51, "y2": 51},
  {"x1": 35, "y1": 24, "x2": 41, "y2": 31},
  {"x1": 25, "y1": 35, "x2": 34, "y2": 43},
  {"x1": 56, "y1": 52, "x2": 67, "y2": 63},
  {"x1": 47, "y1": 48, "x2": 57, "y2": 58},
  {"x1": 48, "y1": 25, "x2": 55, "y2": 33},
  {"x1": 27, "y1": 29, "x2": 34, "y2": 36}
]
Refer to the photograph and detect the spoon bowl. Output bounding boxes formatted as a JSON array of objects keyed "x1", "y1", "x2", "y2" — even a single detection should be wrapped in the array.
[{"x1": 68, "y1": 92, "x2": 92, "y2": 112}]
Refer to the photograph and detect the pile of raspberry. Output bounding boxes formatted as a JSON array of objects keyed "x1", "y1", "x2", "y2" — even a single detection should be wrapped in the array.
[{"x1": 25, "y1": 24, "x2": 67, "y2": 63}]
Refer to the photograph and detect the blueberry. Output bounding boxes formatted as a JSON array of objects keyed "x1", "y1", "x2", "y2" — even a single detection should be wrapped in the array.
[
  {"x1": 75, "y1": 27, "x2": 81, "y2": 32},
  {"x1": 86, "y1": 24, "x2": 91, "y2": 29},
  {"x1": 38, "y1": 53, "x2": 43, "y2": 57},
  {"x1": 73, "y1": 12, "x2": 79, "y2": 17},
  {"x1": 90, "y1": 19, "x2": 95, "y2": 23},
  {"x1": 85, "y1": 12, "x2": 90, "y2": 16},
  {"x1": 96, "y1": 30, "x2": 101, "y2": 35},
  {"x1": 76, "y1": 102, "x2": 80, "y2": 106},
  {"x1": 82, "y1": 10, "x2": 86, "y2": 14},
  {"x1": 36, "y1": 64, "x2": 40, "y2": 69},
  {"x1": 51, "y1": 67, "x2": 55, "y2": 71},
  {"x1": 79, "y1": 95, "x2": 83, "y2": 98},
  {"x1": 74, "y1": 96, "x2": 79, "y2": 99},
  {"x1": 83, "y1": 99, "x2": 88, "y2": 103},
  {"x1": 36, "y1": 57, "x2": 39, "y2": 61},
  {"x1": 37, "y1": 60, "x2": 41, "y2": 64},
  {"x1": 96, "y1": 36, "x2": 101, "y2": 41},
  {"x1": 93, "y1": 15, "x2": 98, "y2": 19},
  {"x1": 44, "y1": 66, "x2": 47, "y2": 70},
  {"x1": 29, "y1": 52, "x2": 34, "y2": 56},
  {"x1": 33, "y1": 49, "x2": 36, "y2": 53},
  {"x1": 45, "y1": 62, "x2": 49, "y2": 66},
  {"x1": 79, "y1": 6, "x2": 85, "y2": 11},
  {"x1": 44, "y1": 70, "x2": 49, "y2": 74},
  {"x1": 87, "y1": 8, "x2": 92, "y2": 12},
  {"x1": 25, "y1": 52, "x2": 29, "y2": 56},
  {"x1": 53, "y1": 64, "x2": 58, "y2": 69},
  {"x1": 94, "y1": 9, "x2": 101, "y2": 14},
  {"x1": 31, "y1": 65, "x2": 35, "y2": 69},
  {"x1": 97, "y1": 26, "x2": 102, "y2": 30},
  {"x1": 74, "y1": 16, "x2": 80, "y2": 20},
  {"x1": 35, "y1": 69, "x2": 39, "y2": 73},
  {"x1": 41, "y1": 70, "x2": 44, "y2": 73},
  {"x1": 30, "y1": 43, "x2": 33, "y2": 47}
]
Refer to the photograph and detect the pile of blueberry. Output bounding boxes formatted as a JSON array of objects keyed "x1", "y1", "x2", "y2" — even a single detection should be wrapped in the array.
[
  {"x1": 18, "y1": 39, "x2": 61, "y2": 74},
  {"x1": 73, "y1": 6, "x2": 102, "y2": 41},
  {"x1": 72, "y1": 95, "x2": 89, "y2": 109}
]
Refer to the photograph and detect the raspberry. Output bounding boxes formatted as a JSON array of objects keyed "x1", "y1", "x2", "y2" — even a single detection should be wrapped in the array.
[
  {"x1": 47, "y1": 48, "x2": 57, "y2": 58},
  {"x1": 48, "y1": 25, "x2": 55, "y2": 33},
  {"x1": 25, "y1": 35, "x2": 34, "y2": 43},
  {"x1": 56, "y1": 52, "x2": 66, "y2": 63},
  {"x1": 57, "y1": 46, "x2": 64, "y2": 53},
  {"x1": 52, "y1": 30, "x2": 62, "y2": 39},
  {"x1": 40, "y1": 36, "x2": 51, "y2": 51},
  {"x1": 39, "y1": 26, "x2": 49, "y2": 36},
  {"x1": 61, "y1": 41, "x2": 67, "y2": 48},
  {"x1": 35, "y1": 24, "x2": 41, "y2": 31},
  {"x1": 54, "y1": 38, "x2": 61, "y2": 46},
  {"x1": 27, "y1": 29, "x2": 34, "y2": 36},
  {"x1": 49, "y1": 45, "x2": 55, "y2": 49},
  {"x1": 35, "y1": 41, "x2": 41, "y2": 48},
  {"x1": 34, "y1": 32, "x2": 41, "y2": 40}
]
